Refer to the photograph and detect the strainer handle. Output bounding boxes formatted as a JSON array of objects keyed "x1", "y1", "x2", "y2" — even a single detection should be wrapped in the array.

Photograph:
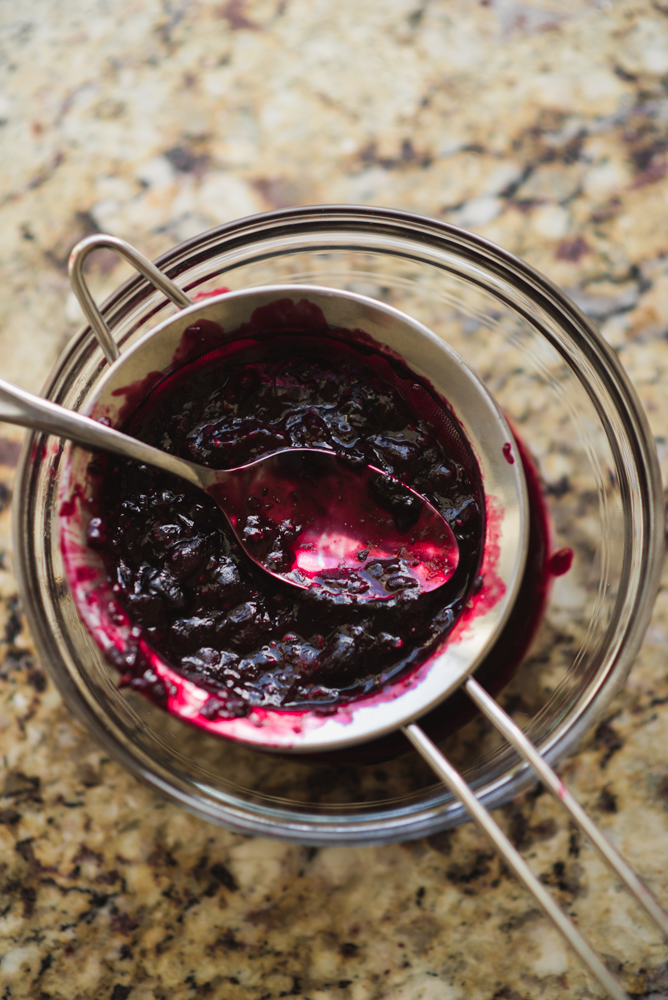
[
  {"x1": 403, "y1": 721, "x2": 635, "y2": 1000},
  {"x1": 68, "y1": 234, "x2": 194, "y2": 365},
  {"x1": 465, "y1": 676, "x2": 668, "y2": 939}
]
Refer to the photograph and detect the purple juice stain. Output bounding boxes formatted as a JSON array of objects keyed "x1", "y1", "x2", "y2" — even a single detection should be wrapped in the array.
[
  {"x1": 548, "y1": 546, "x2": 573, "y2": 577},
  {"x1": 84, "y1": 321, "x2": 487, "y2": 720},
  {"x1": 502, "y1": 442, "x2": 515, "y2": 464}
]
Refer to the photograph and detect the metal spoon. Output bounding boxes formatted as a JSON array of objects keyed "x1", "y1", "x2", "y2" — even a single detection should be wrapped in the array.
[{"x1": 0, "y1": 377, "x2": 458, "y2": 599}]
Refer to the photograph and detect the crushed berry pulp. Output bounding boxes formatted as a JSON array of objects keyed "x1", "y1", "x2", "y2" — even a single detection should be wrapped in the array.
[{"x1": 85, "y1": 327, "x2": 485, "y2": 719}]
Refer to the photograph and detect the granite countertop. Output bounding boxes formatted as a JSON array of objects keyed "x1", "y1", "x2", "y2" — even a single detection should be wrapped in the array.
[{"x1": 2, "y1": 1, "x2": 668, "y2": 997}]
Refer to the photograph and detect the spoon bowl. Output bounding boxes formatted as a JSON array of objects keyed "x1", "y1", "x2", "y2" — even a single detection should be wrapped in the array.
[{"x1": 208, "y1": 448, "x2": 459, "y2": 598}]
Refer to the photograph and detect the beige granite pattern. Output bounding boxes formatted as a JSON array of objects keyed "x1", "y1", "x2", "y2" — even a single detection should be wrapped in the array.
[{"x1": 2, "y1": 0, "x2": 668, "y2": 997}]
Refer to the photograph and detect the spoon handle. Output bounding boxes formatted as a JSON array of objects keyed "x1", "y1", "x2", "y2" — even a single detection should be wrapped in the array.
[{"x1": 0, "y1": 377, "x2": 202, "y2": 489}]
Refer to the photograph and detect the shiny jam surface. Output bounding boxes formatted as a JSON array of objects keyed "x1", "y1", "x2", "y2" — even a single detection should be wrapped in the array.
[{"x1": 86, "y1": 323, "x2": 485, "y2": 720}]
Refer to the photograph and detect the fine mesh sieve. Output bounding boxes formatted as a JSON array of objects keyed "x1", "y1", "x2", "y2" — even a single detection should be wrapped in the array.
[{"x1": 61, "y1": 237, "x2": 527, "y2": 753}]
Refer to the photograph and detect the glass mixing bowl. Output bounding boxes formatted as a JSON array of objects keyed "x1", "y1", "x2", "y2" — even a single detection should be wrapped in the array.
[{"x1": 13, "y1": 206, "x2": 664, "y2": 844}]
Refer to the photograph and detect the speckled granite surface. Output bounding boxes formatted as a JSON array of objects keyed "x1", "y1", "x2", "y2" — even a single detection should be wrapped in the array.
[{"x1": 1, "y1": 1, "x2": 668, "y2": 997}]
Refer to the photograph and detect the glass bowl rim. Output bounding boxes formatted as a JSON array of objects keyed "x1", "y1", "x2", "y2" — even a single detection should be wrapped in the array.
[{"x1": 12, "y1": 204, "x2": 665, "y2": 844}]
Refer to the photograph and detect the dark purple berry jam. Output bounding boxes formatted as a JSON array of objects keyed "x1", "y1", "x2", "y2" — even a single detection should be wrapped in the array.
[{"x1": 86, "y1": 327, "x2": 485, "y2": 719}]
